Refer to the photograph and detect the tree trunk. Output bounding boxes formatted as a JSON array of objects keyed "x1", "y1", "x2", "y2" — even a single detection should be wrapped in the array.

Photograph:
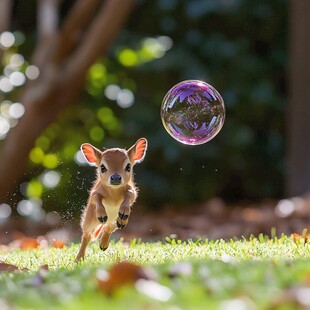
[
  {"x1": 287, "y1": 0, "x2": 310, "y2": 196},
  {"x1": 0, "y1": 0, "x2": 134, "y2": 201}
]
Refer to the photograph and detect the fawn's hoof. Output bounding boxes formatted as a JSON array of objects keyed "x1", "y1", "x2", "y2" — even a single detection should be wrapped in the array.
[
  {"x1": 98, "y1": 216, "x2": 108, "y2": 223},
  {"x1": 116, "y1": 220, "x2": 126, "y2": 229},
  {"x1": 75, "y1": 255, "x2": 84, "y2": 262},
  {"x1": 99, "y1": 245, "x2": 108, "y2": 251},
  {"x1": 118, "y1": 212, "x2": 129, "y2": 220}
]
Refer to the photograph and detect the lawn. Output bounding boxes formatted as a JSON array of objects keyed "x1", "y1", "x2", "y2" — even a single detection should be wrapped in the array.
[{"x1": 1, "y1": 235, "x2": 310, "y2": 309}]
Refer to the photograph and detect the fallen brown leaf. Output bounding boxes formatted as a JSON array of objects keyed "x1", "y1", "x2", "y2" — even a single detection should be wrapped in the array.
[
  {"x1": 97, "y1": 261, "x2": 156, "y2": 295},
  {"x1": 51, "y1": 239, "x2": 65, "y2": 249},
  {"x1": 0, "y1": 261, "x2": 28, "y2": 272},
  {"x1": 20, "y1": 237, "x2": 39, "y2": 250}
]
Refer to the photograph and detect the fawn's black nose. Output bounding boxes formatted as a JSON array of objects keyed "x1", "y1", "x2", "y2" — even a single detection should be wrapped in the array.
[{"x1": 110, "y1": 173, "x2": 122, "y2": 186}]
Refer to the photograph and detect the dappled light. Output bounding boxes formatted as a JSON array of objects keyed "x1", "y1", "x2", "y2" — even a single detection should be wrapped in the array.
[
  {"x1": 0, "y1": 31, "x2": 15, "y2": 48},
  {"x1": 0, "y1": 0, "x2": 310, "y2": 308}
]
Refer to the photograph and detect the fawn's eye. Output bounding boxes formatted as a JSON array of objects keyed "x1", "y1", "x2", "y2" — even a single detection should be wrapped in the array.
[
  {"x1": 100, "y1": 164, "x2": 107, "y2": 173},
  {"x1": 125, "y1": 163, "x2": 131, "y2": 172}
]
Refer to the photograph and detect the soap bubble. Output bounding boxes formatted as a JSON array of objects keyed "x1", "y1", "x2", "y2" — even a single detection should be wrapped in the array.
[{"x1": 161, "y1": 80, "x2": 225, "y2": 145}]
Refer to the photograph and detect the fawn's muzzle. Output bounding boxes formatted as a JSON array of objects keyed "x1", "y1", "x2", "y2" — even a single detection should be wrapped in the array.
[{"x1": 110, "y1": 173, "x2": 122, "y2": 186}]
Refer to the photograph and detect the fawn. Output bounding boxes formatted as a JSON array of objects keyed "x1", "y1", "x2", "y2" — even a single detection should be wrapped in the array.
[{"x1": 75, "y1": 138, "x2": 147, "y2": 261}]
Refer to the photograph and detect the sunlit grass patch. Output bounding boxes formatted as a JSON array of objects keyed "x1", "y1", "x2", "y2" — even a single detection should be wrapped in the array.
[{"x1": 1, "y1": 236, "x2": 310, "y2": 309}]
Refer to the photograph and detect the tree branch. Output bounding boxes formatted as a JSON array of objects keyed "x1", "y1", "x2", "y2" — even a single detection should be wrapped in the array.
[
  {"x1": 32, "y1": 0, "x2": 61, "y2": 67},
  {"x1": 53, "y1": 0, "x2": 101, "y2": 64},
  {"x1": 64, "y1": 0, "x2": 134, "y2": 80},
  {"x1": 0, "y1": 0, "x2": 12, "y2": 34},
  {"x1": 0, "y1": 0, "x2": 13, "y2": 60}
]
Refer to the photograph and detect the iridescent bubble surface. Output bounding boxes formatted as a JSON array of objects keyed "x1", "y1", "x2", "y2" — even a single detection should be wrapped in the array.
[{"x1": 161, "y1": 80, "x2": 225, "y2": 145}]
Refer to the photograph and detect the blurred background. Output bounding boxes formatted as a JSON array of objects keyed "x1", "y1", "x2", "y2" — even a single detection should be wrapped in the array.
[{"x1": 0, "y1": 0, "x2": 309, "y2": 242}]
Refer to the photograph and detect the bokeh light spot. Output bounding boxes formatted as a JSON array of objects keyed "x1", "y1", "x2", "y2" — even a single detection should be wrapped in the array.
[
  {"x1": 0, "y1": 203, "x2": 12, "y2": 219},
  {"x1": 0, "y1": 31, "x2": 15, "y2": 48},
  {"x1": 30, "y1": 147, "x2": 45, "y2": 164},
  {"x1": 104, "y1": 84, "x2": 121, "y2": 100},
  {"x1": 26, "y1": 180, "x2": 43, "y2": 198},
  {"x1": 275, "y1": 199, "x2": 295, "y2": 218},
  {"x1": 9, "y1": 71, "x2": 26, "y2": 86},
  {"x1": 90, "y1": 126, "x2": 105, "y2": 142},
  {"x1": 0, "y1": 116, "x2": 10, "y2": 136},
  {"x1": 43, "y1": 154, "x2": 60, "y2": 169},
  {"x1": 41, "y1": 170, "x2": 61, "y2": 188},
  {"x1": 9, "y1": 102, "x2": 25, "y2": 119},
  {"x1": 0, "y1": 77, "x2": 13, "y2": 92},
  {"x1": 116, "y1": 89, "x2": 134, "y2": 108},
  {"x1": 74, "y1": 150, "x2": 88, "y2": 165},
  {"x1": 142, "y1": 38, "x2": 165, "y2": 59},
  {"x1": 35, "y1": 136, "x2": 50, "y2": 151},
  {"x1": 25, "y1": 65, "x2": 40, "y2": 80},
  {"x1": 17, "y1": 200, "x2": 34, "y2": 216},
  {"x1": 10, "y1": 54, "x2": 24, "y2": 67},
  {"x1": 118, "y1": 49, "x2": 139, "y2": 67}
]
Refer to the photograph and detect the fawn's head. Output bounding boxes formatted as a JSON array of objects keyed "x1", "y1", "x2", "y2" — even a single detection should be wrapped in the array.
[{"x1": 81, "y1": 138, "x2": 147, "y2": 187}]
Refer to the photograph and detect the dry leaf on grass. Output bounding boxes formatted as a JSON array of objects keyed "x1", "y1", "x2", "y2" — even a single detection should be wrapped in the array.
[
  {"x1": 0, "y1": 261, "x2": 28, "y2": 272},
  {"x1": 97, "y1": 261, "x2": 157, "y2": 295},
  {"x1": 51, "y1": 239, "x2": 66, "y2": 249}
]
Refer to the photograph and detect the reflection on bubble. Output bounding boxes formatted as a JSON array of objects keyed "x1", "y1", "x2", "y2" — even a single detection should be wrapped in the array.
[{"x1": 161, "y1": 80, "x2": 225, "y2": 145}]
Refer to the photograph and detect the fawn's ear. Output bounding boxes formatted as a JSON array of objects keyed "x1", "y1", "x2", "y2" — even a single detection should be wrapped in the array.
[
  {"x1": 81, "y1": 143, "x2": 102, "y2": 166},
  {"x1": 127, "y1": 138, "x2": 148, "y2": 164}
]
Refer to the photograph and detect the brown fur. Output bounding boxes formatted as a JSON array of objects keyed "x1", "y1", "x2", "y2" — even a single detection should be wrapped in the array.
[{"x1": 75, "y1": 138, "x2": 147, "y2": 261}]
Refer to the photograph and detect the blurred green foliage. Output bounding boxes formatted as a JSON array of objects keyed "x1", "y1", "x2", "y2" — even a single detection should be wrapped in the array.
[{"x1": 2, "y1": 0, "x2": 287, "y2": 215}]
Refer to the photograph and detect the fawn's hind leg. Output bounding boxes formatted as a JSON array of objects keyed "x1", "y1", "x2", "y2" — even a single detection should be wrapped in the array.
[
  {"x1": 99, "y1": 222, "x2": 117, "y2": 251},
  {"x1": 76, "y1": 232, "x2": 92, "y2": 261},
  {"x1": 75, "y1": 204, "x2": 98, "y2": 261}
]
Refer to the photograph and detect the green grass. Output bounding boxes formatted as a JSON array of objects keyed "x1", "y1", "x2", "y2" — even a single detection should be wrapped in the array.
[{"x1": 1, "y1": 236, "x2": 310, "y2": 309}]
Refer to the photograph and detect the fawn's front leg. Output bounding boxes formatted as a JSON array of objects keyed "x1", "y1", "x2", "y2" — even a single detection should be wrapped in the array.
[
  {"x1": 93, "y1": 193, "x2": 108, "y2": 223},
  {"x1": 98, "y1": 190, "x2": 135, "y2": 250},
  {"x1": 117, "y1": 190, "x2": 135, "y2": 229}
]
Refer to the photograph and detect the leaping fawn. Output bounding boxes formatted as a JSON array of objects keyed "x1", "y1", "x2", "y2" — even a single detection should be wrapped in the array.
[{"x1": 76, "y1": 138, "x2": 147, "y2": 261}]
